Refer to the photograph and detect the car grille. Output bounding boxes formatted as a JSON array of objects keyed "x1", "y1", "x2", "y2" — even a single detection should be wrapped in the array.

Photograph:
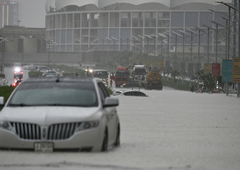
[
  {"x1": 47, "y1": 123, "x2": 81, "y2": 140},
  {"x1": 10, "y1": 122, "x2": 41, "y2": 140}
]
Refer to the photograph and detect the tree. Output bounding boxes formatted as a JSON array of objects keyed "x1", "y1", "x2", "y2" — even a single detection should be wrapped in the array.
[
  {"x1": 169, "y1": 67, "x2": 180, "y2": 83},
  {"x1": 196, "y1": 69, "x2": 216, "y2": 91}
]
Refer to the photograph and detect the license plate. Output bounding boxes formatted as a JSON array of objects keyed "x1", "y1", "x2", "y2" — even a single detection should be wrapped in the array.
[{"x1": 34, "y1": 142, "x2": 53, "y2": 152}]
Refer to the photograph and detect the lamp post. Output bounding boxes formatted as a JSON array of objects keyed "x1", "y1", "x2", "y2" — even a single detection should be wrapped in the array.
[
  {"x1": 172, "y1": 31, "x2": 181, "y2": 60},
  {"x1": 216, "y1": 2, "x2": 238, "y2": 59},
  {"x1": 132, "y1": 36, "x2": 138, "y2": 52},
  {"x1": 210, "y1": 22, "x2": 220, "y2": 63},
  {"x1": 111, "y1": 36, "x2": 117, "y2": 66},
  {"x1": 211, "y1": 20, "x2": 229, "y2": 96},
  {"x1": 120, "y1": 38, "x2": 122, "y2": 51},
  {"x1": 0, "y1": 36, "x2": 6, "y2": 74},
  {"x1": 238, "y1": 1, "x2": 240, "y2": 97},
  {"x1": 151, "y1": 34, "x2": 158, "y2": 56},
  {"x1": 102, "y1": 39, "x2": 105, "y2": 66},
  {"x1": 138, "y1": 35, "x2": 144, "y2": 53},
  {"x1": 179, "y1": 30, "x2": 188, "y2": 62},
  {"x1": 106, "y1": 37, "x2": 111, "y2": 70},
  {"x1": 194, "y1": 27, "x2": 206, "y2": 64},
  {"x1": 202, "y1": 25, "x2": 212, "y2": 63},
  {"x1": 221, "y1": 17, "x2": 229, "y2": 59},
  {"x1": 145, "y1": 34, "x2": 152, "y2": 54},
  {"x1": 111, "y1": 36, "x2": 117, "y2": 52},
  {"x1": 158, "y1": 33, "x2": 167, "y2": 57}
]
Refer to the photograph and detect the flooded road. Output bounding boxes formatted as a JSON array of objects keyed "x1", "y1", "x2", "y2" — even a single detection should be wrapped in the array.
[{"x1": 0, "y1": 87, "x2": 240, "y2": 170}]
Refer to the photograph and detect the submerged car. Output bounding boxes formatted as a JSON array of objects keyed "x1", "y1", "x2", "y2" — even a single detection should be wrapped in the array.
[
  {"x1": 113, "y1": 90, "x2": 148, "y2": 97},
  {"x1": 0, "y1": 77, "x2": 120, "y2": 152}
]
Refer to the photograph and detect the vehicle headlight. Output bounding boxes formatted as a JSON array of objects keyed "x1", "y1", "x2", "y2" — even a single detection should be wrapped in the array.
[
  {"x1": 0, "y1": 121, "x2": 12, "y2": 131},
  {"x1": 75, "y1": 121, "x2": 99, "y2": 132},
  {"x1": 14, "y1": 68, "x2": 20, "y2": 72}
]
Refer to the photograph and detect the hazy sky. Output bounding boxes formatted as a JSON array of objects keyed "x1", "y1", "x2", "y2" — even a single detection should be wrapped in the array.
[{"x1": 15, "y1": 0, "x2": 46, "y2": 28}]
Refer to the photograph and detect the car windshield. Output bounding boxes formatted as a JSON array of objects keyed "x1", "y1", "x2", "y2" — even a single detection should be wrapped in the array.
[
  {"x1": 115, "y1": 71, "x2": 129, "y2": 77},
  {"x1": 8, "y1": 82, "x2": 98, "y2": 107},
  {"x1": 135, "y1": 69, "x2": 146, "y2": 75},
  {"x1": 93, "y1": 71, "x2": 108, "y2": 79}
]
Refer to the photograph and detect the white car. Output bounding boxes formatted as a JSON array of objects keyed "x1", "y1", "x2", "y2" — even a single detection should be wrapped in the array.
[{"x1": 0, "y1": 77, "x2": 120, "y2": 152}]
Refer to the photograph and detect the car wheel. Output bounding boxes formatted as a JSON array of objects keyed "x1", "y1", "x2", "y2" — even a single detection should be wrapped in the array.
[
  {"x1": 101, "y1": 129, "x2": 108, "y2": 152},
  {"x1": 115, "y1": 125, "x2": 120, "y2": 147}
]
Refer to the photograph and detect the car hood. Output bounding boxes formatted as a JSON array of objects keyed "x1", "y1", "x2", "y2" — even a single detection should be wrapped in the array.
[{"x1": 1, "y1": 106, "x2": 101, "y2": 125}]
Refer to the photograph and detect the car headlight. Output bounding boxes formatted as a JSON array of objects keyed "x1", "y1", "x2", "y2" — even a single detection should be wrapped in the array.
[
  {"x1": 14, "y1": 68, "x2": 20, "y2": 72},
  {"x1": 75, "y1": 121, "x2": 99, "y2": 132},
  {"x1": 0, "y1": 121, "x2": 13, "y2": 131}
]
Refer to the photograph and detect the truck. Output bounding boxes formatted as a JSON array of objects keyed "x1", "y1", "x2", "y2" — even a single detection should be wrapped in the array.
[
  {"x1": 111, "y1": 66, "x2": 130, "y2": 87},
  {"x1": 145, "y1": 68, "x2": 163, "y2": 90},
  {"x1": 130, "y1": 65, "x2": 147, "y2": 87}
]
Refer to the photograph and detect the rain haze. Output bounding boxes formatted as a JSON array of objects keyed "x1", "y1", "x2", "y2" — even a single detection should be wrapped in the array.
[
  {"x1": 1, "y1": 0, "x2": 240, "y2": 170},
  {"x1": 14, "y1": 0, "x2": 45, "y2": 27}
]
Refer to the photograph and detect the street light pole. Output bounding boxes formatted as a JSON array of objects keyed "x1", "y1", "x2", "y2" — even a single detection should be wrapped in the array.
[
  {"x1": 132, "y1": 36, "x2": 138, "y2": 52},
  {"x1": 238, "y1": 1, "x2": 240, "y2": 97},
  {"x1": 145, "y1": 34, "x2": 152, "y2": 54},
  {"x1": 138, "y1": 35, "x2": 144, "y2": 53},
  {"x1": 0, "y1": 37, "x2": 6, "y2": 74},
  {"x1": 211, "y1": 23, "x2": 219, "y2": 63},
  {"x1": 158, "y1": 33, "x2": 167, "y2": 57},
  {"x1": 106, "y1": 37, "x2": 111, "y2": 70},
  {"x1": 187, "y1": 28, "x2": 198, "y2": 64},
  {"x1": 179, "y1": 30, "x2": 188, "y2": 62}
]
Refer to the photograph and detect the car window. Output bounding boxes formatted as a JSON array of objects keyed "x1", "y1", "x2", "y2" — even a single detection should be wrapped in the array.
[
  {"x1": 136, "y1": 91, "x2": 147, "y2": 96},
  {"x1": 123, "y1": 91, "x2": 147, "y2": 97},
  {"x1": 123, "y1": 91, "x2": 135, "y2": 96},
  {"x1": 8, "y1": 82, "x2": 98, "y2": 107},
  {"x1": 97, "y1": 83, "x2": 106, "y2": 103},
  {"x1": 99, "y1": 82, "x2": 109, "y2": 97}
]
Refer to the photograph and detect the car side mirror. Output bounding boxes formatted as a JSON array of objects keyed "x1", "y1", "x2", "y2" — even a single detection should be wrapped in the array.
[
  {"x1": 0, "y1": 97, "x2": 5, "y2": 106},
  {"x1": 103, "y1": 97, "x2": 119, "y2": 108}
]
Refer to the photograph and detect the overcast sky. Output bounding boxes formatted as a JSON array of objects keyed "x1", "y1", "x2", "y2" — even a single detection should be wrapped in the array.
[{"x1": 15, "y1": 0, "x2": 46, "y2": 28}]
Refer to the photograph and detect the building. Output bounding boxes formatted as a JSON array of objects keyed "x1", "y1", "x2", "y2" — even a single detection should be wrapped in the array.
[
  {"x1": 0, "y1": 25, "x2": 46, "y2": 53},
  {"x1": 0, "y1": 0, "x2": 19, "y2": 28},
  {"x1": 45, "y1": 0, "x2": 231, "y2": 56}
]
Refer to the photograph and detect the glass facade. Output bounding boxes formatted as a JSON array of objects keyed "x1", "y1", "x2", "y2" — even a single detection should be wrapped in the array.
[{"x1": 46, "y1": 10, "x2": 227, "y2": 54}]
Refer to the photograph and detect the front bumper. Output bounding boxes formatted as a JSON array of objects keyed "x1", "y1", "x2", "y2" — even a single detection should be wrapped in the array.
[{"x1": 0, "y1": 126, "x2": 104, "y2": 152}]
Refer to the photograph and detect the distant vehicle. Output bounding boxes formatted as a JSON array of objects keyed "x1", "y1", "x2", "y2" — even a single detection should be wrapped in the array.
[
  {"x1": 114, "y1": 90, "x2": 148, "y2": 97},
  {"x1": 130, "y1": 65, "x2": 147, "y2": 87},
  {"x1": 92, "y1": 69, "x2": 109, "y2": 85},
  {"x1": 145, "y1": 69, "x2": 163, "y2": 90},
  {"x1": 13, "y1": 63, "x2": 23, "y2": 79},
  {"x1": 12, "y1": 77, "x2": 22, "y2": 87},
  {"x1": 92, "y1": 69, "x2": 108, "y2": 79},
  {"x1": 0, "y1": 77, "x2": 120, "y2": 152},
  {"x1": 111, "y1": 66, "x2": 130, "y2": 87},
  {"x1": 14, "y1": 63, "x2": 21, "y2": 68}
]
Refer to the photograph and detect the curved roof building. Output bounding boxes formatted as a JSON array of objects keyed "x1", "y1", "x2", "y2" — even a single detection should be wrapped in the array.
[
  {"x1": 45, "y1": 0, "x2": 232, "y2": 57},
  {"x1": 45, "y1": 0, "x2": 232, "y2": 12}
]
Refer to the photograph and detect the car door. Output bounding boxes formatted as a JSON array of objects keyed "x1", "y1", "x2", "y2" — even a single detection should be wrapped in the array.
[{"x1": 97, "y1": 83, "x2": 118, "y2": 145}]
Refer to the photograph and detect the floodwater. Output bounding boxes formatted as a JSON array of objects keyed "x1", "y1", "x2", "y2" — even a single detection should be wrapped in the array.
[{"x1": 0, "y1": 87, "x2": 240, "y2": 170}]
